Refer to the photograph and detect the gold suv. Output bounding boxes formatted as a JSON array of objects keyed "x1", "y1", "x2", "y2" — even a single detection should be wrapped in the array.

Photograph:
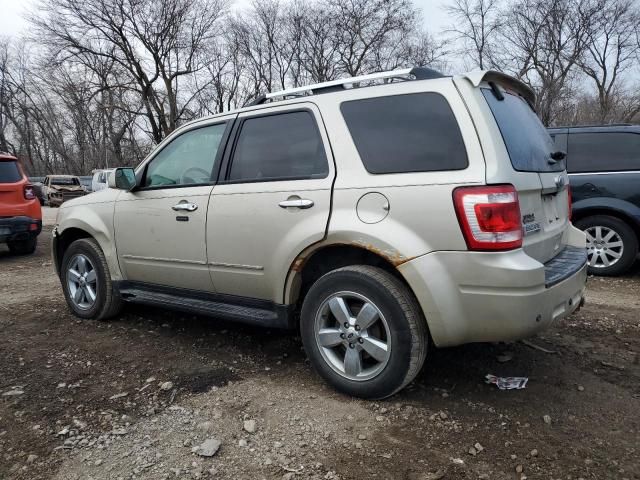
[{"x1": 52, "y1": 68, "x2": 587, "y2": 398}]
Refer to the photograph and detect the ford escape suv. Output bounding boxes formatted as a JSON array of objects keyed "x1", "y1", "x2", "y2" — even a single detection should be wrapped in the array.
[
  {"x1": 548, "y1": 124, "x2": 640, "y2": 276},
  {"x1": 0, "y1": 152, "x2": 42, "y2": 254},
  {"x1": 52, "y1": 68, "x2": 587, "y2": 399}
]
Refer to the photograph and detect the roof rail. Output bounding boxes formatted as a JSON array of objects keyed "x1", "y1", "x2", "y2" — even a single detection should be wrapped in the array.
[
  {"x1": 244, "y1": 67, "x2": 445, "y2": 106},
  {"x1": 550, "y1": 123, "x2": 635, "y2": 129}
]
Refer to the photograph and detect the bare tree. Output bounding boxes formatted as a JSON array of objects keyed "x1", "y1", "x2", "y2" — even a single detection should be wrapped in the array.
[
  {"x1": 577, "y1": 0, "x2": 639, "y2": 122},
  {"x1": 330, "y1": 0, "x2": 417, "y2": 76},
  {"x1": 444, "y1": 0, "x2": 502, "y2": 69},
  {"x1": 500, "y1": 0, "x2": 599, "y2": 125},
  {"x1": 31, "y1": 0, "x2": 227, "y2": 143}
]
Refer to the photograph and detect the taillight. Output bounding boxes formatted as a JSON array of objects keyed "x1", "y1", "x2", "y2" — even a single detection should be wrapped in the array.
[
  {"x1": 567, "y1": 186, "x2": 572, "y2": 221},
  {"x1": 24, "y1": 184, "x2": 36, "y2": 200},
  {"x1": 453, "y1": 184, "x2": 523, "y2": 251}
]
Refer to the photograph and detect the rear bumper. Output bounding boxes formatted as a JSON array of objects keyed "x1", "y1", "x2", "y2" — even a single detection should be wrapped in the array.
[
  {"x1": 398, "y1": 227, "x2": 588, "y2": 347},
  {"x1": 0, "y1": 216, "x2": 42, "y2": 243}
]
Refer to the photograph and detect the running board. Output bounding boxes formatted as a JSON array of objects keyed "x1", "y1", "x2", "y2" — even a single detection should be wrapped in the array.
[{"x1": 114, "y1": 282, "x2": 293, "y2": 329}]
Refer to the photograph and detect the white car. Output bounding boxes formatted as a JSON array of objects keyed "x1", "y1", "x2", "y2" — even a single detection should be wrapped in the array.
[{"x1": 91, "y1": 169, "x2": 115, "y2": 193}]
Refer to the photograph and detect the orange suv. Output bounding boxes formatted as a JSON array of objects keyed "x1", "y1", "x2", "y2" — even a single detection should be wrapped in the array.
[{"x1": 0, "y1": 153, "x2": 42, "y2": 254}]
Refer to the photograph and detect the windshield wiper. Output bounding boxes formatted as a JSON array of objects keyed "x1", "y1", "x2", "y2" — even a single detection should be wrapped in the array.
[{"x1": 548, "y1": 151, "x2": 566, "y2": 164}]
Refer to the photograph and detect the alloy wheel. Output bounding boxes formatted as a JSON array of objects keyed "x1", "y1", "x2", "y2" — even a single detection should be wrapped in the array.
[
  {"x1": 67, "y1": 254, "x2": 98, "y2": 310},
  {"x1": 585, "y1": 225, "x2": 624, "y2": 269},
  {"x1": 314, "y1": 291, "x2": 391, "y2": 381}
]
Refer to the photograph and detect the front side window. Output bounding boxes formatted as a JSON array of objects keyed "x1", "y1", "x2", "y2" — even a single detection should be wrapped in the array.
[
  {"x1": 0, "y1": 161, "x2": 22, "y2": 183},
  {"x1": 567, "y1": 132, "x2": 640, "y2": 173},
  {"x1": 144, "y1": 123, "x2": 227, "y2": 187},
  {"x1": 228, "y1": 111, "x2": 328, "y2": 182},
  {"x1": 340, "y1": 93, "x2": 468, "y2": 174}
]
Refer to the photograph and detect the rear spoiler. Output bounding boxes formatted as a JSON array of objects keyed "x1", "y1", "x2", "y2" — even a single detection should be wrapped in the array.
[{"x1": 462, "y1": 70, "x2": 535, "y2": 107}]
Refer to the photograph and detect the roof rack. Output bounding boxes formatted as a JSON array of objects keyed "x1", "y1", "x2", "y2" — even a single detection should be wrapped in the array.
[{"x1": 245, "y1": 67, "x2": 445, "y2": 107}]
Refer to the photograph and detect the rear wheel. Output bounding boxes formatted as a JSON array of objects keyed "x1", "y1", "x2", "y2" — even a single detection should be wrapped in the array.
[
  {"x1": 575, "y1": 215, "x2": 638, "y2": 276},
  {"x1": 300, "y1": 265, "x2": 428, "y2": 399},
  {"x1": 7, "y1": 236, "x2": 37, "y2": 255},
  {"x1": 60, "y1": 238, "x2": 122, "y2": 320}
]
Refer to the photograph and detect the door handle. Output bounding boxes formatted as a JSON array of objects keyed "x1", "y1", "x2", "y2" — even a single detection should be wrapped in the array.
[
  {"x1": 279, "y1": 198, "x2": 314, "y2": 209},
  {"x1": 172, "y1": 202, "x2": 198, "y2": 212}
]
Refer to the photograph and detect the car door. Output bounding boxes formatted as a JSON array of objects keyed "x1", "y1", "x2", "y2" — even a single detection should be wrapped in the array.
[
  {"x1": 207, "y1": 103, "x2": 334, "y2": 303},
  {"x1": 114, "y1": 117, "x2": 234, "y2": 292}
]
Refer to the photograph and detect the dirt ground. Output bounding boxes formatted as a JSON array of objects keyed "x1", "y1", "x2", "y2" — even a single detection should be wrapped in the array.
[{"x1": 0, "y1": 227, "x2": 638, "y2": 480}]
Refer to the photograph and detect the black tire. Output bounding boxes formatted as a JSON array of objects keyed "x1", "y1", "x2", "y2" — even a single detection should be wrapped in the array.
[
  {"x1": 7, "y1": 236, "x2": 37, "y2": 255},
  {"x1": 60, "y1": 238, "x2": 123, "y2": 320},
  {"x1": 575, "y1": 215, "x2": 638, "y2": 276},
  {"x1": 300, "y1": 265, "x2": 428, "y2": 399}
]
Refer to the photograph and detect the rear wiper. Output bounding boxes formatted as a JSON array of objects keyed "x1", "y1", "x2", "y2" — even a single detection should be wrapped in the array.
[{"x1": 548, "y1": 151, "x2": 566, "y2": 164}]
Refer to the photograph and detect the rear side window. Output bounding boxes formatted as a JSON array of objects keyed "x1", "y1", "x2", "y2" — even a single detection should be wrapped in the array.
[
  {"x1": 0, "y1": 161, "x2": 22, "y2": 183},
  {"x1": 567, "y1": 132, "x2": 640, "y2": 173},
  {"x1": 482, "y1": 89, "x2": 562, "y2": 172},
  {"x1": 340, "y1": 93, "x2": 468, "y2": 174},
  {"x1": 228, "y1": 111, "x2": 328, "y2": 182}
]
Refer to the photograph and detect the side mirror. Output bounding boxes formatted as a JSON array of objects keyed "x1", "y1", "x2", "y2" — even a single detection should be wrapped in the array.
[{"x1": 108, "y1": 168, "x2": 137, "y2": 191}]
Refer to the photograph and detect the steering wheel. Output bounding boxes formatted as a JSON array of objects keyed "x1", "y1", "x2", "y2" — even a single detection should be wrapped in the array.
[{"x1": 180, "y1": 167, "x2": 210, "y2": 184}]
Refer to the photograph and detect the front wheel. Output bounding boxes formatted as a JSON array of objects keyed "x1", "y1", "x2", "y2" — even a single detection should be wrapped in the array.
[
  {"x1": 575, "y1": 215, "x2": 638, "y2": 276},
  {"x1": 300, "y1": 265, "x2": 428, "y2": 399},
  {"x1": 60, "y1": 238, "x2": 122, "y2": 320}
]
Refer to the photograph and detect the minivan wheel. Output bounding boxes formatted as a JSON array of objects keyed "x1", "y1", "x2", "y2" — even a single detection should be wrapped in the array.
[
  {"x1": 300, "y1": 265, "x2": 428, "y2": 399},
  {"x1": 61, "y1": 238, "x2": 122, "y2": 320},
  {"x1": 575, "y1": 215, "x2": 638, "y2": 276}
]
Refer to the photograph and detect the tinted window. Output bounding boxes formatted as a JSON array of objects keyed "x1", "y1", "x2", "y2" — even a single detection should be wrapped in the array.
[
  {"x1": 228, "y1": 111, "x2": 328, "y2": 182},
  {"x1": 567, "y1": 132, "x2": 640, "y2": 173},
  {"x1": 145, "y1": 123, "x2": 226, "y2": 187},
  {"x1": 482, "y1": 89, "x2": 562, "y2": 172},
  {"x1": 340, "y1": 93, "x2": 467, "y2": 174},
  {"x1": 0, "y1": 161, "x2": 22, "y2": 183}
]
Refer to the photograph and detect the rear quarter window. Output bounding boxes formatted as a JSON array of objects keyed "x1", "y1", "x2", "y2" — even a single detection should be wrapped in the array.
[
  {"x1": 340, "y1": 93, "x2": 468, "y2": 174},
  {"x1": 567, "y1": 132, "x2": 640, "y2": 173},
  {"x1": 0, "y1": 161, "x2": 23, "y2": 183}
]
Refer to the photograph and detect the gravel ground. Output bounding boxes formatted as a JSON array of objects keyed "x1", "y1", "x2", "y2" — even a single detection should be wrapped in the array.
[{"x1": 0, "y1": 228, "x2": 638, "y2": 480}]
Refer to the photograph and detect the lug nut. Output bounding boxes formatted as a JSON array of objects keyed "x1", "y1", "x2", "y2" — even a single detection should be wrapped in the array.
[
  {"x1": 340, "y1": 333, "x2": 346, "y2": 339},
  {"x1": 355, "y1": 325, "x2": 361, "y2": 331},
  {"x1": 358, "y1": 338, "x2": 364, "y2": 344},
  {"x1": 349, "y1": 343, "x2": 355, "y2": 348},
  {"x1": 343, "y1": 322, "x2": 349, "y2": 328}
]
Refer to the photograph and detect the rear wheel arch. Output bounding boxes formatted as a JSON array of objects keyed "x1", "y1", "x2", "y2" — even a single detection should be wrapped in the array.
[{"x1": 285, "y1": 243, "x2": 421, "y2": 316}]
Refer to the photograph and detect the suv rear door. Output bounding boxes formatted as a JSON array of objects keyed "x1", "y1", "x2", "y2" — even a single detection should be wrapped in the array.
[
  {"x1": 479, "y1": 86, "x2": 571, "y2": 263},
  {"x1": 207, "y1": 102, "x2": 334, "y2": 302}
]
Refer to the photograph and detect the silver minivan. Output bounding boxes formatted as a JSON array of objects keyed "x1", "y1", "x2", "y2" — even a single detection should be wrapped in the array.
[{"x1": 52, "y1": 68, "x2": 587, "y2": 398}]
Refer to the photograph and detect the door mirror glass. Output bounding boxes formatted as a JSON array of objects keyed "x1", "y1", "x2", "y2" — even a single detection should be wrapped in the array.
[{"x1": 108, "y1": 168, "x2": 137, "y2": 191}]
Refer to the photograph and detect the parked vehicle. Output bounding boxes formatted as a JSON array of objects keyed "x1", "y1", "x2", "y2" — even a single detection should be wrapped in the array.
[
  {"x1": 43, "y1": 175, "x2": 87, "y2": 207},
  {"x1": 549, "y1": 124, "x2": 640, "y2": 276},
  {"x1": 52, "y1": 68, "x2": 587, "y2": 399},
  {"x1": 0, "y1": 152, "x2": 42, "y2": 254},
  {"x1": 91, "y1": 169, "x2": 115, "y2": 193}
]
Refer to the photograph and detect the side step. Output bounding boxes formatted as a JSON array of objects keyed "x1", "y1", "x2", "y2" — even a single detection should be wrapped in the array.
[{"x1": 115, "y1": 282, "x2": 293, "y2": 329}]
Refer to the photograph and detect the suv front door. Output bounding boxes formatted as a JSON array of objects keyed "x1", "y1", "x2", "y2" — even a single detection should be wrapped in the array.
[
  {"x1": 114, "y1": 117, "x2": 234, "y2": 291},
  {"x1": 207, "y1": 103, "x2": 334, "y2": 302}
]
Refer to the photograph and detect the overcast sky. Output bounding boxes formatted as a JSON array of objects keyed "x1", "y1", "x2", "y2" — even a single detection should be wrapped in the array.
[{"x1": 0, "y1": 0, "x2": 452, "y2": 38}]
